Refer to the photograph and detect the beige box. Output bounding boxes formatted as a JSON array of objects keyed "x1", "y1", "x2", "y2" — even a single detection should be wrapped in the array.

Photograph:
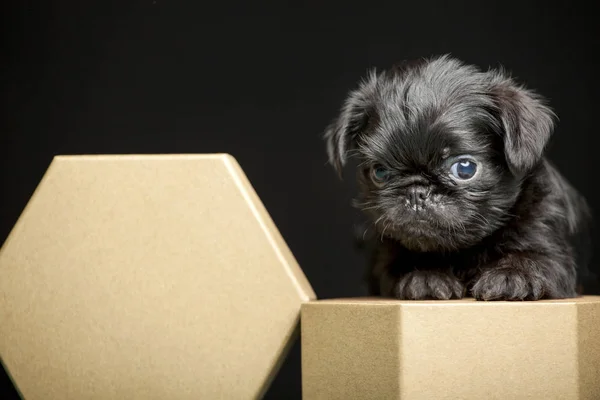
[
  {"x1": 301, "y1": 297, "x2": 600, "y2": 400},
  {"x1": 0, "y1": 154, "x2": 315, "y2": 399}
]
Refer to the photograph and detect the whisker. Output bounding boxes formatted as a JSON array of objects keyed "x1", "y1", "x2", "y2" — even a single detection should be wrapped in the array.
[{"x1": 380, "y1": 221, "x2": 391, "y2": 242}]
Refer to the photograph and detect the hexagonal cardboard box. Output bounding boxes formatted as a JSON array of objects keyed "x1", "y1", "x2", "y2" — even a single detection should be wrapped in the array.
[
  {"x1": 0, "y1": 154, "x2": 316, "y2": 399},
  {"x1": 302, "y1": 297, "x2": 600, "y2": 400}
]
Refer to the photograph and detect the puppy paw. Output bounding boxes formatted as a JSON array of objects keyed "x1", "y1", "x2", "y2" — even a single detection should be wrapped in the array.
[
  {"x1": 394, "y1": 270, "x2": 465, "y2": 300},
  {"x1": 471, "y1": 267, "x2": 544, "y2": 301}
]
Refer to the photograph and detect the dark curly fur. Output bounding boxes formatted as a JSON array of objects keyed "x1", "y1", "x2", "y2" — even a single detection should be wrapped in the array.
[{"x1": 325, "y1": 55, "x2": 593, "y2": 301}]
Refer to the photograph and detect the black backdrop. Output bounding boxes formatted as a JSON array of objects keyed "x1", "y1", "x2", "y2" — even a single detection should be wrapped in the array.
[{"x1": 1, "y1": 1, "x2": 598, "y2": 398}]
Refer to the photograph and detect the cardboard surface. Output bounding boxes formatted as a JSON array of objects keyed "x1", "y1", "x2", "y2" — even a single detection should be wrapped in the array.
[
  {"x1": 0, "y1": 154, "x2": 316, "y2": 399},
  {"x1": 302, "y1": 297, "x2": 600, "y2": 400}
]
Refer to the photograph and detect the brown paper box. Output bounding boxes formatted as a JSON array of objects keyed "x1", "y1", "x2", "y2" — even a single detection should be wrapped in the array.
[
  {"x1": 0, "y1": 154, "x2": 315, "y2": 399},
  {"x1": 301, "y1": 297, "x2": 600, "y2": 400}
]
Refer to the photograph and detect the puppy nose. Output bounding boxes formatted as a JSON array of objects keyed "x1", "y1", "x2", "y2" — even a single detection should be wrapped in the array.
[{"x1": 407, "y1": 186, "x2": 430, "y2": 209}]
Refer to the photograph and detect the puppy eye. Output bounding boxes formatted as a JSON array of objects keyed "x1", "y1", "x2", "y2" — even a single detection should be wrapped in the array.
[
  {"x1": 450, "y1": 158, "x2": 477, "y2": 180},
  {"x1": 371, "y1": 165, "x2": 391, "y2": 183}
]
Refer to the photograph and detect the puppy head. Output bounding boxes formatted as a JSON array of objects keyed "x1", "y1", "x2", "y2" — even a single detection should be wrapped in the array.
[{"x1": 324, "y1": 55, "x2": 556, "y2": 251}]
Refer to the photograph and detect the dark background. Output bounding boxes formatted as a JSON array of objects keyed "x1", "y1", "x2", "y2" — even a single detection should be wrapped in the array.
[{"x1": 1, "y1": 1, "x2": 598, "y2": 398}]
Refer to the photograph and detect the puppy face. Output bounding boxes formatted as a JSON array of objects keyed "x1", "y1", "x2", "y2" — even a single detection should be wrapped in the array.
[{"x1": 325, "y1": 55, "x2": 555, "y2": 252}]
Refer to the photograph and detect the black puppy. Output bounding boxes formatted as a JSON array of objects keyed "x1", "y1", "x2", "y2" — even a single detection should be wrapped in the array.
[{"x1": 325, "y1": 55, "x2": 592, "y2": 301}]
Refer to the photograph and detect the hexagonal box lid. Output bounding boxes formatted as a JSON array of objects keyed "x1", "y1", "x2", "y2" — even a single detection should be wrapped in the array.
[{"x1": 0, "y1": 154, "x2": 316, "y2": 399}]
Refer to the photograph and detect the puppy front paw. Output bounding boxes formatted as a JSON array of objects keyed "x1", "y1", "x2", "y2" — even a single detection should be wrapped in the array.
[
  {"x1": 393, "y1": 270, "x2": 465, "y2": 300},
  {"x1": 471, "y1": 266, "x2": 543, "y2": 301}
]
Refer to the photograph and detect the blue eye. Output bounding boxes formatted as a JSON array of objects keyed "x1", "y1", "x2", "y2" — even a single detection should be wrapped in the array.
[
  {"x1": 450, "y1": 159, "x2": 477, "y2": 180},
  {"x1": 372, "y1": 165, "x2": 391, "y2": 182}
]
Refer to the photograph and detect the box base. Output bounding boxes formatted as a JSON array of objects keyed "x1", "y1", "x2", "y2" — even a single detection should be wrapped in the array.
[{"x1": 301, "y1": 296, "x2": 600, "y2": 400}]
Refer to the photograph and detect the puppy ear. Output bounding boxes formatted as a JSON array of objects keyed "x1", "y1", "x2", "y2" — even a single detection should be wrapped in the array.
[
  {"x1": 324, "y1": 71, "x2": 379, "y2": 176},
  {"x1": 491, "y1": 74, "x2": 556, "y2": 176}
]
